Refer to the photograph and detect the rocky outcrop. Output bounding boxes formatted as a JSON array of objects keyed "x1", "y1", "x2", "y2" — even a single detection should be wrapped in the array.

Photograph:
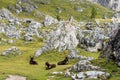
[
  {"x1": 77, "y1": 22, "x2": 114, "y2": 52},
  {"x1": 99, "y1": 25, "x2": 120, "y2": 66},
  {"x1": 34, "y1": 21, "x2": 78, "y2": 57},
  {"x1": 0, "y1": 8, "x2": 14, "y2": 20},
  {"x1": 88, "y1": 0, "x2": 120, "y2": 11},
  {"x1": 64, "y1": 55, "x2": 110, "y2": 80},
  {"x1": 71, "y1": 56, "x2": 101, "y2": 72}
]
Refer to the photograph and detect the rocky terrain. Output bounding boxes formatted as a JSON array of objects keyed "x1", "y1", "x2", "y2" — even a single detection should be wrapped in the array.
[
  {"x1": 89, "y1": 0, "x2": 120, "y2": 11},
  {"x1": 0, "y1": 0, "x2": 120, "y2": 80}
]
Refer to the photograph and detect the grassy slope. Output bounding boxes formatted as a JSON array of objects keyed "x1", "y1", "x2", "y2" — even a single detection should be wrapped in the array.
[
  {"x1": 36, "y1": 0, "x2": 113, "y2": 21},
  {"x1": 0, "y1": 0, "x2": 16, "y2": 9},
  {"x1": 1, "y1": 41, "x2": 119, "y2": 80},
  {"x1": 0, "y1": 0, "x2": 113, "y2": 21},
  {"x1": 0, "y1": 40, "x2": 79, "y2": 80},
  {"x1": 0, "y1": 0, "x2": 118, "y2": 80}
]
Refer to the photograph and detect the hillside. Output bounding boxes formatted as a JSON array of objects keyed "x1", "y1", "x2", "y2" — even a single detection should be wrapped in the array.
[
  {"x1": 0, "y1": 0, "x2": 120, "y2": 80},
  {"x1": 0, "y1": 0, "x2": 113, "y2": 21}
]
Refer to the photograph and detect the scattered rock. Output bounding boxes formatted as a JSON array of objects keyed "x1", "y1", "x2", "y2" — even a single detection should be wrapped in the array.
[
  {"x1": 100, "y1": 27, "x2": 120, "y2": 66},
  {"x1": 77, "y1": 71, "x2": 110, "y2": 80},
  {"x1": 71, "y1": 59, "x2": 101, "y2": 72},
  {"x1": 43, "y1": 15, "x2": 58, "y2": 26},
  {"x1": 35, "y1": 21, "x2": 78, "y2": 57},
  {"x1": 5, "y1": 75, "x2": 26, "y2": 80},
  {"x1": 51, "y1": 71, "x2": 63, "y2": 75},
  {"x1": 1, "y1": 46, "x2": 22, "y2": 56}
]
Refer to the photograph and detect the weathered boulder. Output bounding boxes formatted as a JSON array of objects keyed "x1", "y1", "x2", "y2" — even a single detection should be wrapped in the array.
[
  {"x1": 0, "y1": 8, "x2": 14, "y2": 20},
  {"x1": 1, "y1": 46, "x2": 22, "y2": 57}
]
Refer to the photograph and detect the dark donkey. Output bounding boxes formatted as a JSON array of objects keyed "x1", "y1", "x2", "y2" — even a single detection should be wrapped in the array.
[
  {"x1": 45, "y1": 62, "x2": 56, "y2": 70},
  {"x1": 57, "y1": 57, "x2": 69, "y2": 65},
  {"x1": 29, "y1": 56, "x2": 38, "y2": 65}
]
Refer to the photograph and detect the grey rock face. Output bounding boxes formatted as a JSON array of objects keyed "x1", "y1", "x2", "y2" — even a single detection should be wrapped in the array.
[
  {"x1": 0, "y1": 8, "x2": 14, "y2": 20},
  {"x1": 88, "y1": 0, "x2": 120, "y2": 11},
  {"x1": 99, "y1": 26, "x2": 120, "y2": 66},
  {"x1": 35, "y1": 21, "x2": 78, "y2": 57},
  {"x1": 77, "y1": 21, "x2": 116, "y2": 52},
  {"x1": 24, "y1": 20, "x2": 42, "y2": 40}
]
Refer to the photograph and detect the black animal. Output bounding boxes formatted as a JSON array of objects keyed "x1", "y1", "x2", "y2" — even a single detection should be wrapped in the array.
[
  {"x1": 57, "y1": 57, "x2": 69, "y2": 65},
  {"x1": 29, "y1": 56, "x2": 38, "y2": 65},
  {"x1": 45, "y1": 62, "x2": 56, "y2": 70}
]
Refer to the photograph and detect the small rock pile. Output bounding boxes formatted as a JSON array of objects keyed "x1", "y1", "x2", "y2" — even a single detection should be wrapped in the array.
[
  {"x1": 1, "y1": 46, "x2": 22, "y2": 57},
  {"x1": 66, "y1": 52, "x2": 110, "y2": 80}
]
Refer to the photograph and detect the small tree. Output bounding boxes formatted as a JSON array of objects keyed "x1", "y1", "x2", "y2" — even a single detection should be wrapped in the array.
[
  {"x1": 56, "y1": 15, "x2": 61, "y2": 21},
  {"x1": 91, "y1": 7, "x2": 97, "y2": 19}
]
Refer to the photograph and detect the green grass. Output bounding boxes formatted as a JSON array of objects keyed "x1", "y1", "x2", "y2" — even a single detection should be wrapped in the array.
[
  {"x1": 78, "y1": 48, "x2": 100, "y2": 59},
  {"x1": 0, "y1": 0, "x2": 113, "y2": 22},
  {"x1": 0, "y1": 40, "x2": 120, "y2": 80},
  {"x1": 0, "y1": 0, "x2": 16, "y2": 9},
  {"x1": 0, "y1": 40, "x2": 79, "y2": 80},
  {"x1": 0, "y1": 0, "x2": 117, "y2": 80}
]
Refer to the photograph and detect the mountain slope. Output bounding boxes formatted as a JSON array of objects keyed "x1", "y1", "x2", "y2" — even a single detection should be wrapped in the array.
[{"x1": 0, "y1": 0, "x2": 113, "y2": 21}]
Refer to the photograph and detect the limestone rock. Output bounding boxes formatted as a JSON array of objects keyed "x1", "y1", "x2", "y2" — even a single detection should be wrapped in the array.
[
  {"x1": 44, "y1": 15, "x2": 58, "y2": 26},
  {"x1": 0, "y1": 8, "x2": 14, "y2": 20},
  {"x1": 1, "y1": 46, "x2": 22, "y2": 57},
  {"x1": 77, "y1": 71, "x2": 110, "y2": 80},
  {"x1": 5, "y1": 75, "x2": 26, "y2": 80},
  {"x1": 35, "y1": 21, "x2": 78, "y2": 57}
]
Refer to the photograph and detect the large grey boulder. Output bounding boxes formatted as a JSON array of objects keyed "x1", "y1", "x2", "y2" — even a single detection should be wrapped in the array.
[{"x1": 0, "y1": 8, "x2": 14, "y2": 20}]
